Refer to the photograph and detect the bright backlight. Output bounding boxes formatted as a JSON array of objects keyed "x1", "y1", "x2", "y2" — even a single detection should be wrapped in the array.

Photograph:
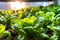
[{"x1": 9, "y1": 1, "x2": 25, "y2": 10}]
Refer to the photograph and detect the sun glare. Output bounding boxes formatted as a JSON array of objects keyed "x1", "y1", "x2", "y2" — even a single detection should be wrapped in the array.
[{"x1": 9, "y1": 1, "x2": 25, "y2": 10}]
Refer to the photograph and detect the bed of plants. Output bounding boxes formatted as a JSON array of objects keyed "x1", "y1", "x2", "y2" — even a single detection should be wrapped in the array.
[{"x1": 0, "y1": 5, "x2": 60, "y2": 40}]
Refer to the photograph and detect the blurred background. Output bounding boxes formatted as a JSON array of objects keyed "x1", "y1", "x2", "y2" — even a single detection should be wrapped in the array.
[{"x1": 0, "y1": 0, "x2": 58, "y2": 10}]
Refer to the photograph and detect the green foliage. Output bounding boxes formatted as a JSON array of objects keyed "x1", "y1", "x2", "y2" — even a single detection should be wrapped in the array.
[
  {"x1": 0, "y1": 5, "x2": 60, "y2": 40},
  {"x1": 0, "y1": 24, "x2": 11, "y2": 40}
]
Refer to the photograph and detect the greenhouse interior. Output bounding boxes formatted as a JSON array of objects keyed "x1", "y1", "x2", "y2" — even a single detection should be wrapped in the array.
[{"x1": 0, "y1": 0, "x2": 60, "y2": 40}]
